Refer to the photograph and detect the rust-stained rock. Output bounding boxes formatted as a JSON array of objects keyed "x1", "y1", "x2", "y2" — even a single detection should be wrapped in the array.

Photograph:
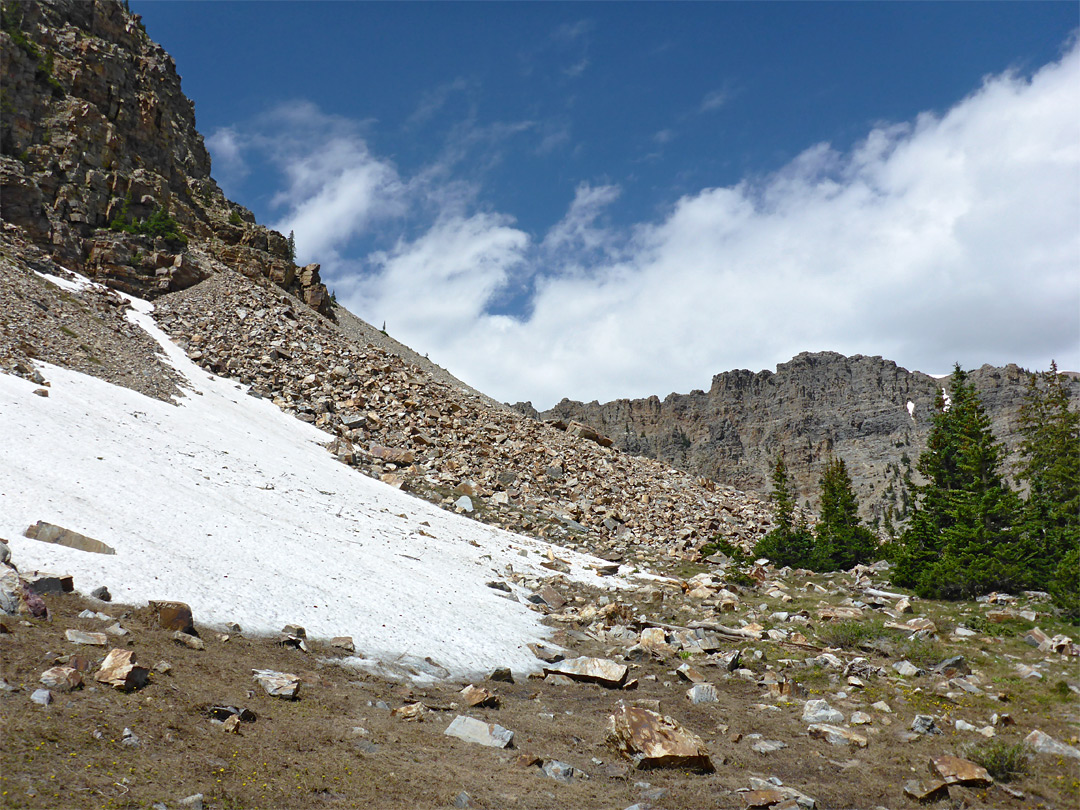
[
  {"x1": 544, "y1": 656, "x2": 628, "y2": 688},
  {"x1": 149, "y1": 600, "x2": 195, "y2": 634},
  {"x1": 743, "y1": 789, "x2": 785, "y2": 809},
  {"x1": 24, "y1": 522, "x2": 116, "y2": 555},
  {"x1": 607, "y1": 700, "x2": 714, "y2": 772},
  {"x1": 40, "y1": 666, "x2": 83, "y2": 692},
  {"x1": 460, "y1": 684, "x2": 500, "y2": 708},
  {"x1": 930, "y1": 755, "x2": 993, "y2": 786},
  {"x1": 903, "y1": 780, "x2": 949, "y2": 803},
  {"x1": 95, "y1": 648, "x2": 149, "y2": 691}
]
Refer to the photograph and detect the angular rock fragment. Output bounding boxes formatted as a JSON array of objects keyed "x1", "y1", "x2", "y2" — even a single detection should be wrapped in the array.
[
  {"x1": 24, "y1": 521, "x2": 115, "y2": 555},
  {"x1": 930, "y1": 755, "x2": 993, "y2": 786},
  {"x1": 23, "y1": 571, "x2": 74, "y2": 595},
  {"x1": 540, "y1": 760, "x2": 576, "y2": 782},
  {"x1": 331, "y1": 636, "x2": 355, "y2": 652},
  {"x1": 252, "y1": 669, "x2": 301, "y2": 699},
  {"x1": 607, "y1": 700, "x2": 714, "y2": 772},
  {"x1": 544, "y1": 656, "x2": 628, "y2": 688},
  {"x1": 391, "y1": 702, "x2": 428, "y2": 721},
  {"x1": 807, "y1": 723, "x2": 867, "y2": 747},
  {"x1": 903, "y1": 780, "x2": 949, "y2": 802},
  {"x1": 40, "y1": 666, "x2": 83, "y2": 692},
  {"x1": 172, "y1": 630, "x2": 205, "y2": 650},
  {"x1": 95, "y1": 649, "x2": 150, "y2": 691},
  {"x1": 1024, "y1": 729, "x2": 1080, "y2": 760},
  {"x1": 65, "y1": 628, "x2": 108, "y2": 646},
  {"x1": 460, "y1": 684, "x2": 499, "y2": 708},
  {"x1": 444, "y1": 715, "x2": 514, "y2": 748},
  {"x1": 149, "y1": 600, "x2": 195, "y2": 634},
  {"x1": 686, "y1": 683, "x2": 719, "y2": 704},
  {"x1": 802, "y1": 699, "x2": 843, "y2": 725}
]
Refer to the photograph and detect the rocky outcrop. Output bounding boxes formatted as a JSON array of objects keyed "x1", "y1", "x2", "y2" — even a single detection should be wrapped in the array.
[
  {"x1": 532, "y1": 352, "x2": 1079, "y2": 526},
  {"x1": 0, "y1": 0, "x2": 331, "y2": 314}
]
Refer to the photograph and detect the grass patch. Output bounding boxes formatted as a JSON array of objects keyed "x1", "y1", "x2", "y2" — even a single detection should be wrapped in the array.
[{"x1": 963, "y1": 740, "x2": 1030, "y2": 782}]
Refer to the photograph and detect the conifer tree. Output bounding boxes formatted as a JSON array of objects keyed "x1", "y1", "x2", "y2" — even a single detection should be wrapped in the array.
[
  {"x1": 891, "y1": 365, "x2": 1023, "y2": 599},
  {"x1": 1016, "y1": 361, "x2": 1079, "y2": 618},
  {"x1": 813, "y1": 457, "x2": 878, "y2": 571},
  {"x1": 755, "y1": 455, "x2": 814, "y2": 569}
]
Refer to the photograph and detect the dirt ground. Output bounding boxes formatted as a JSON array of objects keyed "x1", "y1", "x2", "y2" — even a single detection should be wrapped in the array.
[{"x1": 2, "y1": 585, "x2": 1078, "y2": 810}]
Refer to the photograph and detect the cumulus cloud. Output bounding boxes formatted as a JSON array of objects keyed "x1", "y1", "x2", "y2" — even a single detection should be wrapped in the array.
[
  {"x1": 212, "y1": 43, "x2": 1079, "y2": 409},
  {"x1": 336, "y1": 40, "x2": 1078, "y2": 407}
]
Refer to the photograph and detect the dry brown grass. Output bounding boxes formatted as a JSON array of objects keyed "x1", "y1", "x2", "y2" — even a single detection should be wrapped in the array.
[{"x1": 1, "y1": 589, "x2": 1077, "y2": 809}]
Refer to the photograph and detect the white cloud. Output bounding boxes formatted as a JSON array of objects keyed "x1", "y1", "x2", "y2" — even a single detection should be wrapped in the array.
[
  {"x1": 699, "y1": 88, "x2": 730, "y2": 112},
  {"x1": 335, "y1": 40, "x2": 1079, "y2": 408},
  {"x1": 205, "y1": 126, "x2": 248, "y2": 191}
]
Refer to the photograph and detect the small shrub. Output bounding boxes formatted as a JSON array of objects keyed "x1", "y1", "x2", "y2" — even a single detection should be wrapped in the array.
[
  {"x1": 964, "y1": 740, "x2": 1030, "y2": 782},
  {"x1": 228, "y1": 210, "x2": 242, "y2": 226},
  {"x1": 816, "y1": 620, "x2": 878, "y2": 650}
]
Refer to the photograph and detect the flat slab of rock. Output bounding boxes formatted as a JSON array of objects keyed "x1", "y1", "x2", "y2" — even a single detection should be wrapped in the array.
[
  {"x1": 24, "y1": 521, "x2": 115, "y2": 555},
  {"x1": 931, "y1": 755, "x2": 992, "y2": 786},
  {"x1": 253, "y1": 669, "x2": 300, "y2": 699},
  {"x1": 95, "y1": 649, "x2": 149, "y2": 691},
  {"x1": 460, "y1": 684, "x2": 499, "y2": 708},
  {"x1": 444, "y1": 715, "x2": 514, "y2": 749},
  {"x1": 149, "y1": 601, "x2": 194, "y2": 634},
  {"x1": 65, "y1": 629, "x2": 108, "y2": 646},
  {"x1": 608, "y1": 700, "x2": 714, "y2": 772},
  {"x1": 686, "y1": 683, "x2": 719, "y2": 704},
  {"x1": 904, "y1": 780, "x2": 949, "y2": 802},
  {"x1": 543, "y1": 656, "x2": 628, "y2": 687},
  {"x1": 807, "y1": 723, "x2": 867, "y2": 747}
]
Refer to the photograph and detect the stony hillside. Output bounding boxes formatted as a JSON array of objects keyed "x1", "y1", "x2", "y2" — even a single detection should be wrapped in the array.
[{"x1": 527, "y1": 352, "x2": 1080, "y2": 528}]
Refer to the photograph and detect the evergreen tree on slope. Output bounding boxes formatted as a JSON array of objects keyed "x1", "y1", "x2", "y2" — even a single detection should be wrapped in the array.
[
  {"x1": 1017, "y1": 361, "x2": 1079, "y2": 619},
  {"x1": 891, "y1": 365, "x2": 1024, "y2": 599},
  {"x1": 814, "y1": 457, "x2": 878, "y2": 571},
  {"x1": 754, "y1": 455, "x2": 815, "y2": 569}
]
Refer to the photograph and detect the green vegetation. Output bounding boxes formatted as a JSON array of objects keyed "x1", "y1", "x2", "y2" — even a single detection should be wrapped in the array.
[
  {"x1": 108, "y1": 193, "x2": 187, "y2": 244},
  {"x1": 228, "y1": 209, "x2": 243, "y2": 226},
  {"x1": 754, "y1": 455, "x2": 877, "y2": 572},
  {"x1": 1017, "y1": 361, "x2": 1080, "y2": 618},
  {"x1": 963, "y1": 740, "x2": 1030, "y2": 782},
  {"x1": 753, "y1": 456, "x2": 815, "y2": 569},
  {"x1": 287, "y1": 229, "x2": 297, "y2": 263},
  {"x1": 889, "y1": 364, "x2": 1079, "y2": 614}
]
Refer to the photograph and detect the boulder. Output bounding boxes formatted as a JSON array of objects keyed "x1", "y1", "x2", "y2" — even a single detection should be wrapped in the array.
[
  {"x1": 544, "y1": 656, "x2": 628, "y2": 688},
  {"x1": 1024, "y1": 729, "x2": 1080, "y2": 760},
  {"x1": 802, "y1": 699, "x2": 843, "y2": 725},
  {"x1": 807, "y1": 723, "x2": 867, "y2": 747},
  {"x1": 149, "y1": 600, "x2": 195, "y2": 634},
  {"x1": 444, "y1": 715, "x2": 514, "y2": 749},
  {"x1": 40, "y1": 666, "x2": 83, "y2": 692},
  {"x1": 252, "y1": 669, "x2": 301, "y2": 699},
  {"x1": 95, "y1": 649, "x2": 149, "y2": 691},
  {"x1": 930, "y1": 755, "x2": 993, "y2": 786},
  {"x1": 607, "y1": 700, "x2": 714, "y2": 772}
]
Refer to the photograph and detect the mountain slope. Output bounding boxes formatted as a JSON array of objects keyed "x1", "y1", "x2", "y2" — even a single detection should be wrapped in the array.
[{"x1": 532, "y1": 351, "x2": 1079, "y2": 526}]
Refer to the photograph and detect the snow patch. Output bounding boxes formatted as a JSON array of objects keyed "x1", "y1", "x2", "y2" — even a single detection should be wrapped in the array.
[{"x1": 1, "y1": 277, "x2": 627, "y2": 679}]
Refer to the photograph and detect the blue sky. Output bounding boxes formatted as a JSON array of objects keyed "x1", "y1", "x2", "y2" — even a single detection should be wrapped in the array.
[{"x1": 134, "y1": 2, "x2": 1079, "y2": 407}]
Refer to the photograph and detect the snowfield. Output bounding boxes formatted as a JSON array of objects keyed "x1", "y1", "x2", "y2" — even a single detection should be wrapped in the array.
[{"x1": 0, "y1": 273, "x2": 625, "y2": 680}]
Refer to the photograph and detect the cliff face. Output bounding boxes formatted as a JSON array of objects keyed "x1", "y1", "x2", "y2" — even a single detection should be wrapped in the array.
[
  {"x1": 535, "y1": 352, "x2": 1078, "y2": 527},
  {"x1": 0, "y1": 0, "x2": 330, "y2": 311}
]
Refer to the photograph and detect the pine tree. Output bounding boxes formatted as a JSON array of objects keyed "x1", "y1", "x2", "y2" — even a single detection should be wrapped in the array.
[
  {"x1": 755, "y1": 455, "x2": 815, "y2": 569},
  {"x1": 813, "y1": 457, "x2": 878, "y2": 571},
  {"x1": 287, "y1": 230, "x2": 296, "y2": 264},
  {"x1": 891, "y1": 365, "x2": 1023, "y2": 599},
  {"x1": 1016, "y1": 361, "x2": 1079, "y2": 618}
]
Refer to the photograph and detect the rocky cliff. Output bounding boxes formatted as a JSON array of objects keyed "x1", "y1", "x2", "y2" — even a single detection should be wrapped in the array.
[
  {"x1": 529, "y1": 352, "x2": 1079, "y2": 528},
  {"x1": 0, "y1": 0, "x2": 331, "y2": 311}
]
